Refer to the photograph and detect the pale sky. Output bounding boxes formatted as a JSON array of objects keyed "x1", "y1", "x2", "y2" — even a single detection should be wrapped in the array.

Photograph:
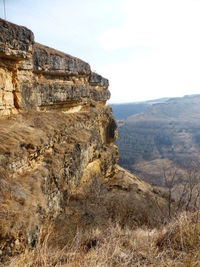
[{"x1": 2, "y1": 0, "x2": 200, "y2": 103}]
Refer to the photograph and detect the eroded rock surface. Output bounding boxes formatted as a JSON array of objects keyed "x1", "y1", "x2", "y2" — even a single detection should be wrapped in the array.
[
  {"x1": 0, "y1": 19, "x2": 109, "y2": 116},
  {"x1": 0, "y1": 18, "x2": 34, "y2": 59}
]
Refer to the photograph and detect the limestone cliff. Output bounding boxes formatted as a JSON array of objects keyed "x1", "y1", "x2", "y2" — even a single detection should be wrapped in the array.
[
  {"x1": 0, "y1": 19, "x2": 169, "y2": 263},
  {"x1": 0, "y1": 19, "x2": 110, "y2": 115}
]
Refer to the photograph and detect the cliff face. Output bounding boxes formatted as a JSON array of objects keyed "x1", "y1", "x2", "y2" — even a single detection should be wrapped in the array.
[{"x1": 0, "y1": 19, "x2": 169, "y2": 263}]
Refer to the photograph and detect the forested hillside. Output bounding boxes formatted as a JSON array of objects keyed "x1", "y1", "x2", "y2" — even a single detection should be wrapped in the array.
[{"x1": 116, "y1": 95, "x2": 200, "y2": 186}]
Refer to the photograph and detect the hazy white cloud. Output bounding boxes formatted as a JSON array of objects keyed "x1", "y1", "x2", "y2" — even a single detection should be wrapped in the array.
[
  {"x1": 100, "y1": 0, "x2": 200, "y2": 51},
  {"x1": 99, "y1": 0, "x2": 200, "y2": 102},
  {"x1": 3, "y1": 0, "x2": 200, "y2": 103}
]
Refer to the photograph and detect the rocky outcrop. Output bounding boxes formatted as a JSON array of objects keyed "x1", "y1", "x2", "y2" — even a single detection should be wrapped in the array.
[
  {"x1": 0, "y1": 19, "x2": 169, "y2": 264},
  {"x1": 0, "y1": 18, "x2": 34, "y2": 59},
  {"x1": 0, "y1": 18, "x2": 110, "y2": 116},
  {"x1": 0, "y1": 18, "x2": 34, "y2": 115}
]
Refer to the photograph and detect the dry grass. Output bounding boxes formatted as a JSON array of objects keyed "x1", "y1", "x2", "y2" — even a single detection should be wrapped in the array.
[{"x1": 7, "y1": 211, "x2": 200, "y2": 267}]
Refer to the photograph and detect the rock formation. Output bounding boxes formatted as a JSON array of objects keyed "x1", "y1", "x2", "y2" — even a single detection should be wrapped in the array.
[{"x1": 0, "y1": 19, "x2": 169, "y2": 263}]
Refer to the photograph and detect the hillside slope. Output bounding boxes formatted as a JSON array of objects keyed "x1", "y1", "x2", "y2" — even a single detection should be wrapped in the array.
[{"x1": 117, "y1": 95, "x2": 200, "y2": 185}]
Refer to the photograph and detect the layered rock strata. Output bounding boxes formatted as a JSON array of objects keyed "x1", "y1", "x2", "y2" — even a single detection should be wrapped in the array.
[
  {"x1": 0, "y1": 18, "x2": 109, "y2": 116},
  {"x1": 0, "y1": 19, "x2": 169, "y2": 263}
]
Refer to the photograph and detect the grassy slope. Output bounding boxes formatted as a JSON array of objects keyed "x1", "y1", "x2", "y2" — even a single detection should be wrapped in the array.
[{"x1": 7, "y1": 211, "x2": 200, "y2": 267}]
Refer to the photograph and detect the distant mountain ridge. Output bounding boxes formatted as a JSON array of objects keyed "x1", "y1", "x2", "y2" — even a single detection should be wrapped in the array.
[
  {"x1": 111, "y1": 94, "x2": 200, "y2": 121},
  {"x1": 111, "y1": 97, "x2": 171, "y2": 120}
]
